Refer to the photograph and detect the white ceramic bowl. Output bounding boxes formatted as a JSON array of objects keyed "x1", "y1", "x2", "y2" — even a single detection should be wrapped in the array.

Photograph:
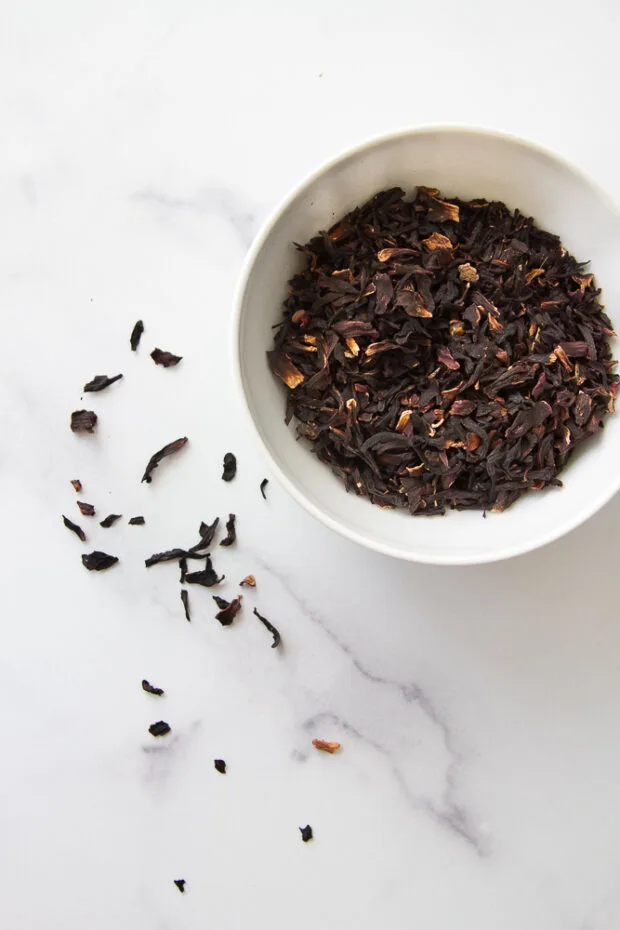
[{"x1": 234, "y1": 127, "x2": 620, "y2": 564}]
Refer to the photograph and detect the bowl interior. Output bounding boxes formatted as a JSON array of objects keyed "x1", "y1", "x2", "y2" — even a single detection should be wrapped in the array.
[{"x1": 236, "y1": 128, "x2": 620, "y2": 563}]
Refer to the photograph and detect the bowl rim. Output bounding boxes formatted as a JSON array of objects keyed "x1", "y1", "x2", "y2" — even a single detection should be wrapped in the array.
[{"x1": 232, "y1": 124, "x2": 620, "y2": 565}]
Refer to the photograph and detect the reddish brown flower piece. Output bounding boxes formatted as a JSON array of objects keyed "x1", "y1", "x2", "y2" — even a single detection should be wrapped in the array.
[{"x1": 312, "y1": 739, "x2": 341, "y2": 754}]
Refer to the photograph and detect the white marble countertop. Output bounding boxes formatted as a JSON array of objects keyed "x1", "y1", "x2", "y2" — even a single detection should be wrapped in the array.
[{"x1": 2, "y1": 2, "x2": 620, "y2": 928}]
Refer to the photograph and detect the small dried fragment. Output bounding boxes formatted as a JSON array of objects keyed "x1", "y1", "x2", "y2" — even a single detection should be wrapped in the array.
[
  {"x1": 185, "y1": 555, "x2": 224, "y2": 587},
  {"x1": 100, "y1": 513, "x2": 122, "y2": 528},
  {"x1": 77, "y1": 501, "x2": 95, "y2": 516},
  {"x1": 62, "y1": 515, "x2": 86, "y2": 542},
  {"x1": 71, "y1": 410, "x2": 97, "y2": 433},
  {"x1": 190, "y1": 518, "x2": 220, "y2": 552},
  {"x1": 312, "y1": 739, "x2": 341, "y2": 754},
  {"x1": 299, "y1": 825, "x2": 313, "y2": 843},
  {"x1": 260, "y1": 478, "x2": 269, "y2": 500},
  {"x1": 214, "y1": 759, "x2": 226, "y2": 774},
  {"x1": 142, "y1": 680, "x2": 164, "y2": 696},
  {"x1": 151, "y1": 348, "x2": 182, "y2": 367},
  {"x1": 173, "y1": 880, "x2": 185, "y2": 893},
  {"x1": 240, "y1": 575, "x2": 256, "y2": 587},
  {"x1": 253, "y1": 607, "x2": 281, "y2": 647},
  {"x1": 141, "y1": 437, "x2": 188, "y2": 483},
  {"x1": 219, "y1": 513, "x2": 236, "y2": 547},
  {"x1": 422, "y1": 232, "x2": 453, "y2": 251},
  {"x1": 179, "y1": 557, "x2": 187, "y2": 583},
  {"x1": 130, "y1": 319, "x2": 144, "y2": 351},
  {"x1": 181, "y1": 589, "x2": 191, "y2": 622},
  {"x1": 83, "y1": 374, "x2": 123, "y2": 392},
  {"x1": 81, "y1": 550, "x2": 118, "y2": 571},
  {"x1": 267, "y1": 350, "x2": 305, "y2": 389},
  {"x1": 458, "y1": 263, "x2": 479, "y2": 283},
  {"x1": 128, "y1": 516, "x2": 145, "y2": 525},
  {"x1": 146, "y1": 548, "x2": 196, "y2": 567},
  {"x1": 149, "y1": 721, "x2": 171, "y2": 737},
  {"x1": 213, "y1": 595, "x2": 242, "y2": 626},
  {"x1": 70, "y1": 479, "x2": 82, "y2": 492},
  {"x1": 222, "y1": 452, "x2": 237, "y2": 482}
]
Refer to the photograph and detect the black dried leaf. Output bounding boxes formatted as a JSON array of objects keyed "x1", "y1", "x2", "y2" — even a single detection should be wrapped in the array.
[
  {"x1": 214, "y1": 759, "x2": 226, "y2": 774},
  {"x1": 219, "y1": 513, "x2": 236, "y2": 547},
  {"x1": 222, "y1": 452, "x2": 236, "y2": 481},
  {"x1": 299, "y1": 825, "x2": 313, "y2": 842},
  {"x1": 213, "y1": 595, "x2": 242, "y2": 625},
  {"x1": 71, "y1": 410, "x2": 97, "y2": 433},
  {"x1": 142, "y1": 679, "x2": 164, "y2": 696},
  {"x1": 260, "y1": 478, "x2": 269, "y2": 499},
  {"x1": 128, "y1": 516, "x2": 145, "y2": 525},
  {"x1": 181, "y1": 589, "x2": 191, "y2": 622},
  {"x1": 185, "y1": 555, "x2": 224, "y2": 587},
  {"x1": 77, "y1": 501, "x2": 95, "y2": 516},
  {"x1": 173, "y1": 880, "x2": 185, "y2": 893},
  {"x1": 62, "y1": 515, "x2": 86, "y2": 542},
  {"x1": 149, "y1": 721, "x2": 170, "y2": 737},
  {"x1": 82, "y1": 550, "x2": 118, "y2": 571},
  {"x1": 151, "y1": 348, "x2": 182, "y2": 367},
  {"x1": 70, "y1": 479, "x2": 82, "y2": 492},
  {"x1": 253, "y1": 607, "x2": 281, "y2": 647},
  {"x1": 189, "y1": 518, "x2": 220, "y2": 553},
  {"x1": 83, "y1": 374, "x2": 123, "y2": 392},
  {"x1": 130, "y1": 319, "x2": 144, "y2": 351},
  {"x1": 141, "y1": 437, "x2": 188, "y2": 483},
  {"x1": 100, "y1": 513, "x2": 122, "y2": 528},
  {"x1": 179, "y1": 557, "x2": 187, "y2": 582}
]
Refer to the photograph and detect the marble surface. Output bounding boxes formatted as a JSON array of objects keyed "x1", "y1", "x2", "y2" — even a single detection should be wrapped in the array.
[{"x1": 2, "y1": 2, "x2": 620, "y2": 928}]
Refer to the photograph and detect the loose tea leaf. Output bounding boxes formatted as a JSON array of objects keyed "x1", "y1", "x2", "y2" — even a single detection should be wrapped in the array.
[
  {"x1": 179, "y1": 557, "x2": 187, "y2": 583},
  {"x1": 149, "y1": 721, "x2": 170, "y2": 737},
  {"x1": 142, "y1": 679, "x2": 164, "y2": 696},
  {"x1": 71, "y1": 410, "x2": 97, "y2": 433},
  {"x1": 219, "y1": 513, "x2": 236, "y2": 547},
  {"x1": 129, "y1": 516, "x2": 145, "y2": 525},
  {"x1": 214, "y1": 759, "x2": 226, "y2": 774},
  {"x1": 82, "y1": 550, "x2": 118, "y2": 571},
  {"x1": 151, "y1": 348, "x2": 182, "y2": 367},
  {"x1": 181, "y1": 588, "x2": 191, "y2": 622},
  {"x1": 240, "y1": 575, "x2": 256, "y2": 587},
  {"x1": 260, "y1": 478, "x2": 269, "y2": 499},
  {"x1": 70, "y1": 479, "x2": 82, "y2": 492},
  {"x1": 269, "y1": 186, "x2": 618, "y2": 514},
  {"x1": 213, "y1": 595, "x2": 242, "y2": 625},
  {"x1": 141, "y1": 437, "x2": 188, "y2": 483},
  {"x1": 100, "y1": 513, "x2": 122, "y2": 528},
  {"x1": 253, "y1": 607, "x2": 281, "y2": 647},
  {"x1": 173, "y1": 880, "x2": 186, "y2": 893},
  {"x1": 222, "y1": 452, "x2": 237, "y2": 481},
  {"x1": 299, "y1": 825, "x2": 313, "y2": 842},
  {"x1": 130, "y1": 319, "x2": 144, "y2": 351},
  {"x1": 312, "y1": 739, "x2": 341, "y2": 754},
  {"x1": 77, "y1": 501, "x2": 95, "y2": 516},
  {"x1": 185, "y1": 555, "x2": 224, "y2": 587},
  {"x1": 83, "y1": 374, "x2": 123, "y2": 392},
  {"x1": 62, "y1": 515, "x2": 86, "y2": 542}
]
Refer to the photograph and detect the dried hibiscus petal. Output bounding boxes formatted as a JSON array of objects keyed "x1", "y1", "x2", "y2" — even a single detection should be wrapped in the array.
[
  {"x1": 240, "y1": 575, "x2": 256, "y2": 587},
  {"x1": 185, "y1": 555, "x2": 224, "y2": 587},
  {"x1": 71, "y1": 410, "x2": 97, "y2": 433},
  {"x1": 312, "y1": 739, "x2": 341, "y2": 753},
  {"x1": 62, "y1": 515, "x2": 86, "y2": 542},
  {"x1": 77, "y1": 501, "x2": 95, "y2": 516},
  {"x1": 151, "y1": 348, "x2": 182, "y2": 367},
  {"x1": 214, "y1": 759, "x2": 226, "y2": 774},
  {"x1": 222, "y1": 453, "x2": 237, "y2": 482},
  {"x1": 83, "y1": 374, "x2": 123, "y2": 392},
  {"x1": 219, "y1": 513, "x2": 236, "y2": 547},
  {"x1": 181, "y1": 589, "x2": 191, "y2": 622},
  {"x1": 130, "y1": 320, "x2": 144, "y2": 351},
  {"x1": 142, "y1": 680, "x2": 164, "y2": 696},
  {"x1": 100, "y1": 513, "x2": 122, "y2": 528},
  {"x1": 253, "y1": 607, "x2": 281, "y2": 647},
  {"x1": 299, "y1": 825, "x2": 313, "y2": 842},
  {"x1": 82, "y1": 551, "x2": 118, "y2": 571},
  {"x1": 70, "y1": 479, "x2": 82, "y2": 492},
  {"x1": 260, "y1": 478, "x2": 269, "y2": 499},
  {"x1": 141, "y1": 437, "x2": 188, "y2": 483},
  {"x1": 149, "y1": 721, "x2": 170, "y2": 737},
  {"x1": 213, "y1": 595, "x2": 242, "y2": 625}
]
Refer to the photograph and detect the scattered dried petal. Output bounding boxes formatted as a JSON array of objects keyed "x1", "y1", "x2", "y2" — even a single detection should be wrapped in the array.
[
  {"x1": 260, "y1": 478, "x2": 269, "y2": 499},
  {"x1": 267, "y1": 350, "x2": 304, "y2": 389},
  {"x1": 240, "y1": 575, "x2": 256, "y2": 587},
  {"x1": 129, "y1": 516, "x2": 145, "y2": 525},
  {"x1": 219, "y1": 513, "x2": 236, "y2": 547},
  {"x1": 213, "y1": 595, "x2": 242, "y2": 625},
  {"x1": 142, "y1": 680, "x2": 164, "y2": 696},
  {"x1": 253, "y1": 607, "x2": 281, "y2": 647},
  {"x1": 151, "y1": 348, "x2": 182, "y2": 367},
  {"x1": 222, "y1": 452, "x2": 237, "y2": 482},
  {"x1": 71, "y1": 410, "x2": 97, "y2": 433},
  {"x1": 214, "y1": 759, "x2": 226, "y2": 774},
  {"x1": 62, "y1": 515, "x2": 86, "y2": 542},
  {"x1": 77, "y1": 501, "x2": 95, "y2": 516},
  {"x1": 83, "y1": 374, "x2": 123, "y2": 392},
  {"x1": 70, "y1": 479, "x2": 82, "y2": 492},
  {"x1": 299, "y1": 825, "x2": 313, "y2": 842},
  {"x1": 422, "y1": 232, "x2": 453, "y2": 251},
  {"x1": 149, "y1": 721, "x2": 170, "y2": 737},
  {"x1": 312, "y1": 739, "x2": 341, "y2": 754},
  {"x1": 82, "y1": 551, "x2": 118, "y2": 571},
  {"x1": 185, "y1": 555, "x2": 224, "y2": 587},
  {"x1": 130, "y1": 320, "x2": 144, "y2": 351},
  {"x1": 141, "y1": 437, "x2": 188, "y2": 483},
  {"x1": 100, "y1": 513, "x2": 122, "y2": 528},
  {"x1": 181, "y1": 588, "x2": 191, "y2": 622},
  {"x1": 173, "y1": 880, "x2": 185, "y2": 893}
]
